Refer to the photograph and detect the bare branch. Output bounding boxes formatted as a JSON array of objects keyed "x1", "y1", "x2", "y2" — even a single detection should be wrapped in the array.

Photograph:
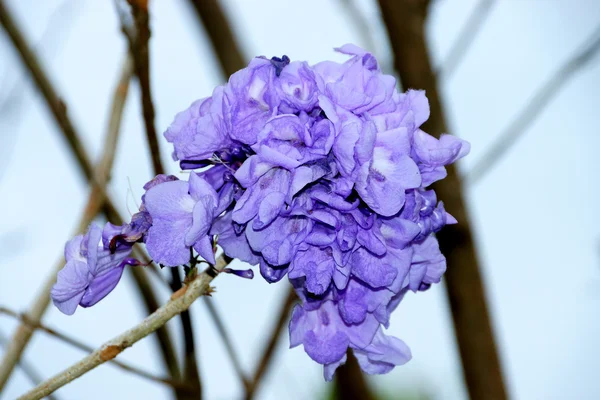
[
  {"x1": 0, "y1": 330, "x2": 59, "y2": 400},
  {"x1": 17, "y1": 258, "x2": 229, "y2": 400},
  {"x1": 437, "y1": 0, "x2": 495, "y2": 78},
  {"x1": 202, "y1": 297, "x2": 250, "y2": 390},
  {"x1": 186, "y1": 0, "x2": 246, "y2": 77},
  {"x1": 0, "y1": 307, "x2": 190, "y2": 391},
  {"x1": 466, "y1": 24, "x2": 600, "y2": 185},
  {"x1": 245, "y1": 288, "x2": 297, "y2": 400},
  {"x1": 376, "y1": 1, "x2": 507, "y2": 398}
]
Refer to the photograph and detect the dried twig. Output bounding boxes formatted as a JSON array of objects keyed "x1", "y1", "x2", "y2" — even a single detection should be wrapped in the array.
[
  {"x1": 244, "y1": 288, "x2": 297, "y2": 400},
  {"x1": 0, "y1": 307, "x2": 189, "y2": 391},
  {"x1": 0, "y1": 330, "x2": 59, "y2": 400},
  {"x1": 17, "y1": 258, "x2": 228, "y2": 400},
  {"x1": 466, "y1": 23, "x2": 600, "y2": 184},
  {"x1": 186, "y1": 0, "x2": 246, "y2": 77},
  {"x1": 376, "y1": 1, "x2": 507, "y2": 398},
  {"x1": 203, "y1": 297, "x2": 250, "y2": 390}
]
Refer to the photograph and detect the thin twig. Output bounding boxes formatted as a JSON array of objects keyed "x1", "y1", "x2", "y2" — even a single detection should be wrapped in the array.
[
  {"x1": 203, "y1": 297, "x2": 250, "y2": 390},
  {"x1": 0, "y1": 307, "x2": 189, "y2": 391},
  {"x1": 437, "y1": 0, "x2": 495, "y2": 78},
  {"x1": 466, "y1": 23, "x2": 600, "y2": 185},
  {"x1": 186, "y1": 0, "x2": 246, "y2": 77},
  {"x1": 376, "y1": 1, "x2": 507, "y2": 399},
  {"x1": 17, "y1": 258, "x2": 229, "y2": 400},
  {"x1": 0, "y1": 330, "x2": 59, "y2": 400},
  {"x1": 245, "y1": 288, "x2": 297, "y2": 400}
]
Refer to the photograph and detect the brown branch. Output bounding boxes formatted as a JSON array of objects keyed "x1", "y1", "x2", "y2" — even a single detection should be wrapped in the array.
[
  {"x1": 0, "y1": 330, "x2": 59, "y2": 400},
  {"x1": 376, "y1": 1, "x2": 507, "y2": 399},
  {"x1": 0, "y1": 5, "x2": 181, "y2": 388},
  {"x1": 186, "y1": 0, "x2": 246, "y2": 77},
  {"x1": 466, "y1": 23, "x2": 600, "y2": 185},
  {"x1": 203, "y1": 297, "x2": 250, "y2": 390},
  {"x1": 244, "y1": 287, "x2": 297, "y2": 400},
  {"x1": 122, "y1": 0, "x2": 164, "y2": 176},
  {"x1": 0, "y1": 307, "x2": 190, "y2": 392},
  {"x1": 117, "y1": 2, "x2": 202, "y2": 396}
]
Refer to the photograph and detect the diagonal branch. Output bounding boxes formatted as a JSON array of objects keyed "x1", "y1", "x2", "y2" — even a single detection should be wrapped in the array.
[
  {"x1": 0, "y1": 330, "x2": 59, "y2": 400},
  {"x1": 376, "y1": 0, "x2": 507, "y2": 399},
  {"x1": 0, "y1": 0, "x2": 92, "y2": 179},
  {"x1": 17, "y1": 258, "x2": 229, "y2": 400},
  {"x1": 186, "y1": 0, "x2": 246, "y2": 77},
  {"x1": 0, "y1": 307, "x2": 189, "y2": 391},
  {"x1": 244, "y1": 287, "x2": 297, "y2": 400},
  {"x1": 465, "y1": 23, "x2": 600, "y2": 185}
]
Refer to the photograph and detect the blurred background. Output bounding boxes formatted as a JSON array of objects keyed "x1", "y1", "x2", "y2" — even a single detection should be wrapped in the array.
[{"x1": 1, "y1": 0, "x2": 599, "y2": 399}]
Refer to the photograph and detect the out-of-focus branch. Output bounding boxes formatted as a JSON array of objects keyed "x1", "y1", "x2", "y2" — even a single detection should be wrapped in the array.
[
  {"x1": 0, "y1": 307, "x2": 189, "y2": 391},
  {"x1": 186, "y1": 0, "x2": 246, "y2": 77},
  {"x1": 376, "y1": 1, "x2": 507, "y2": 399},
  {"x1": 203, "y1": 297, "x2": 250, "y2": 390},
  {"x1": 466, "y1": 24, "x2": 600, "y2": 185},
  {"x1": 244, "y1": 288, "x2": 297, "y2": 400},
  {"x1": 0, "y1": 330, "x2": 59, "y2": 400},
  {"x1": 437, "y1": 0, "x2": 495, "y2": 78},
  {"x1": 0, "y1": 0, "x2": 92, "y2": 179},
  {"x1": 17, "y1": 259, "x2": 229, "y2": 400}
]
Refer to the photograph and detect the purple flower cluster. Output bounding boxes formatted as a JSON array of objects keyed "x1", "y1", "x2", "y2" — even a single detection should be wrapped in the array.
[{"x1": 51, "y1": 44, "x2": 469, "y2": 379}]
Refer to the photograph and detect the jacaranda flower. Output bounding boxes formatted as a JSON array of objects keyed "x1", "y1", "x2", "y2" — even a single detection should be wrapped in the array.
[{"x1": 51, "y1": 44, "x2": 469, "y2": 381}]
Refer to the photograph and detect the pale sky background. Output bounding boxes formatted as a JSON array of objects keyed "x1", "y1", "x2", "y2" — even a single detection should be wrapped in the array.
[{"x1": 1, "y1": 0, "x2": 599, "y2": 399}]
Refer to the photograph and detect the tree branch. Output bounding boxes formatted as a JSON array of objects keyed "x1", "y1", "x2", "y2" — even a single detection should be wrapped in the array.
[
  {"x1": 244, "y1": 287, "x2": 297, "y2": 400},
  {"x1": 465, "y1": 23, "x2": 600, "y2": 185},
  {"x1": 376, "y1": 1, "x2": 507, "y2": 399},
  {"x1": 186, "y1": 0, "x2": 246, "y2": 77},
  {"x1": 17, "y1": 258, "x2": 228, "y2": 400},
  {"x1": 0, "y1": 307, "x2": 189, "y2": 392}
]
